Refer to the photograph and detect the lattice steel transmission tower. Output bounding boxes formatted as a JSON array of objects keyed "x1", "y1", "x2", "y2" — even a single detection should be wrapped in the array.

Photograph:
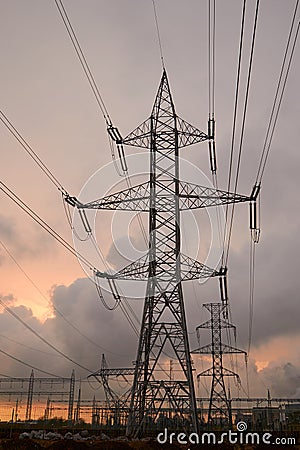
[
  {"x1": 74, "y1": 70, "x2": 256, "y2": 436},
  {"x1": 193, "y1": 303, "x2": 246, "y2": 426},
  {"x1": 89, "y1": 354, "x2": 134, "y2": 426}
]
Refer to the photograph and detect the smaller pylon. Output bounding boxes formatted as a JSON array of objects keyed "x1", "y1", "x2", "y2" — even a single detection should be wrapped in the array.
[
  {"x1": 68, "y1": 370, "x2": 75, "y2": 422},
  {"x1": 25, "y1": 370, "x2": 34, "y2": 421},
  {"x1": 192, "y1": 303, "x2": 246, "y2": 427}
]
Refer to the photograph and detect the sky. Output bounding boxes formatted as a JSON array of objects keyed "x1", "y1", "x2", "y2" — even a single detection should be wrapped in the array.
[{"x1": 0, "y1": 0, "x2": 300, "y2": 404}]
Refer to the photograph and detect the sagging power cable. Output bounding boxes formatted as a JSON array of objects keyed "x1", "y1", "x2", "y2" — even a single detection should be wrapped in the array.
[
  {"x1": 0, "y1": 104, "x2": 139, "y2": 331},
  {"x1": 222, "y1": 0, "x2": 246, "y2": 267},
  {"x1": 0, "y1": 180, "x2": 141, "y2": 337},
  {"x1": 0, "y1": 347, "x2": 62, "y2": 378},
  {"x1": 0, "y1": 238, "x2": 125, "y2": 356},
  {"x1": 223, "y1": 0, "x2": 260, "y2": 266},
  {"x1": 0, "y1": 297, "x2": 93, "y2": 374},
  {"x1": 152, "y1": 0, "x2": 165, "y2": 69},
  {"x1": 54, "y1": 0, "x2": 111, "y2": 125},
  {"x1": 0, "y1": 110, "x2": 67, "y2": 196},
  {"x1": 54, "y1": 0, "x2": 128, "y2": 177},
  {"x1": 55, "y1": 0, "x2": 148, "y2": 252},
  {"x1": 248, "y1": 2, "x2": 299, "y2": 356},
  {"x1": 255, "y1": 2, "x2": 299, "y2": 185},
  {"x1": 0, "y1": 181, "x2": 95, "y2": 271}
]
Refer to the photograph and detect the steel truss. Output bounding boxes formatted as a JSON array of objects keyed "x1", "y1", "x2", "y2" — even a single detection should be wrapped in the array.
[
  {"x1": 77, "y1": 70, "x2": 253, "y2": 436},
  {"x1": 0, "y1": 370, "x2": 75, "y2": 422},
  {"x1": 193, "y1": 303, "x2": 246, "y2": 426},
  {"x1": 89, "y1": 354, "x2": 133, "y2": 409}
]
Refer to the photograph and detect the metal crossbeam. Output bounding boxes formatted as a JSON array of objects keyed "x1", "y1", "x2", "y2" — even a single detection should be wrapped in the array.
[
  {"x1": 122, "y1": 115, "x2": 209, "y2": 149},
  {"x1": 91, "y1": 368, "x2": 135, "y2": 377},
  {"x1": 78, "y1": 179, "x2": 250, "y2": 212},
  {"x1": 95, "y1": 251, "x2": 219, "y2": 282}
]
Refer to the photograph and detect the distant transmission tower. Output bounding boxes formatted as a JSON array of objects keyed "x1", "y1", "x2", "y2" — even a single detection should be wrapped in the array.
[
  {"x1": 193, "y1": 303, "x2": 246, "y2": 427},
  {"x1": 74, "y1": 70, "x2": 257, "y2": 436}
]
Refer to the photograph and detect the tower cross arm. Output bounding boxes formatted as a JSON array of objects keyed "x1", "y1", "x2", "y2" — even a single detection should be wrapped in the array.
[
  {"x1": 97, "y1": 251, "x2": 220, "y2": 282},
  {"x1": 198, "y1": 367, "x2": 240, "y2": 379},
  {"x1": 191, "y1": 343, "x2": 246, "y2": 355},
  {"x1": 179, "y1": 181, "x2": 251, "y2": 210},
  {"x1": 88, "y1": 368, "x2": 135, "y2": 378},
  {"x1": 77, "y1": 181, "x2": 150, "y2": 211},
  {"x1": 121, "y1": 116, "x2": 209, "y2": 150},
  {"x1": 75, "y1": 181, "x2": 250, "y2": 212}
]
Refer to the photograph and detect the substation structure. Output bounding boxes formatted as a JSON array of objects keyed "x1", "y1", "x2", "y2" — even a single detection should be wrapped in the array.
[
  {"x1": 70, "y1": 70, "x2": 260, "y2": 436},
  {"x1": 0, "y1": 371, "x2": 75, "y2": 422},
  {"x1": 2, "y1": 369, "x2": 300, "y2": 436}
]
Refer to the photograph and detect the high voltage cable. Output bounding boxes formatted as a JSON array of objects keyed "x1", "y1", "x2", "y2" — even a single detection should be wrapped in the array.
[
  {"x1": 54, "y1": 0, "x2": 149, "y2": 290},
  {"x1": 247, "y1": 2, "x2": 299, "y2": 356},
  {"x1": 0, "y1": 180, "x2": 141, "y2": 339},
  {"x1": 208, "y1": 0, "x2": 216, "y2": 119},
  {"x1": 207, "y1": 1, "x2": 238, "y2": 382},
  {"x1": 1, "y1": 177, "x2": 140, "y2": 341},
  {"x1": 222, "y1": 0, "x2": 246, "y2": 266},
  {"x1": 224, "y1": 0, "x2": 260, "y2": 266},
  {"x1": 0, "y1": 181, "x2": 95, "y2": 271},
  {"x1": 0, "y1": 239, "x2": 124, "y2": 357},
  {"x1": 0, "y1": 332, "x2": 62, "y2": 358},
  {"x1": 222, "y1": 0, "x2": 259, "y2": 392},
  {"x1": 255, "y1": 3, "x2": 299, "y2": 185},
  {"x1": 152, "y1": 0, "x2": 165, "y2": 69},
  {"x1": 0, "y1": 110, "x2": 67, "y2": 195},
  {"x1": 0, "y1": 347, "x2": 62, "y2": 378},
  {"x1": 0, "y1": 297, "x2": 93, "y2": 374},
  {"x1": 54, "y1": 0, "x2": 150, "y2": 247},
  {"x1": 55, "y1": 0, "x2": 135, "y2": 222},
  {"x1": 0, "y1": 106, "x2": 141, "y2": 337},
  {"x1": 247, "y1": 238, "x2": 256, "y2": 355},
  {"x1": 0, "y1": 112, "x2": 141, "y2": 350},
  {"x1": 54, "y1": 0, "x2": 111, "y2": 124}
]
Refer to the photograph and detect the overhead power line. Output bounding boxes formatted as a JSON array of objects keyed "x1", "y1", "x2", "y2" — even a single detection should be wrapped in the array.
[
  {"x1": 152, "y1": 0, "x2": 165, "y2": 68},
  {"x1": 224, "y1": 0, "x2": 260, "y2": 266},
  {"x1": 223, "y1": 0, "x2": 247, "y2": 266},
  {"x1": 0, "y1": 347, "x2": 62, "y2": 378},
  {"x1": 208, "y1": 0, "x2": 216, "y2": 119},
  {"x1": 54, "y1": 0, "x2": 111, "y2": 125},
  {"x1": 0, "y1": 238, "x2": 124, "y2": 357},
  {"x1": 0, "y1": 181, "x2": 94, "y2": 271},
  {"x1": 0, "y1": 332, "x2": 62, "y2": 358},
  {"x1": 255, "y1": 3, "x2": 299, "y2": 185},
  {"x1": 0, "y1": 110, "x2": 67, "y2": 195},
  {"x1": 0, "y1": 180, "x2": 141, "y2": 341},
  {"x1": 0, "y1": 297, "x2": 93, "y2": 374},
  {"x1": 247, "y1": 2, "x2": 299, "y2": 356},
  {"x1": 0, "y1": 107, "x2": 141, "y2": 339}
]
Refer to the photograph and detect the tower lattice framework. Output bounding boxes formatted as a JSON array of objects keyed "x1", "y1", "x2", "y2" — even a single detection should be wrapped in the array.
[
  {"x1": 78, "y1": 70, "x2": 254, "y2": 436},
  {"x1": 193, "y1": 303, "x2": 246, "y2": 426}
]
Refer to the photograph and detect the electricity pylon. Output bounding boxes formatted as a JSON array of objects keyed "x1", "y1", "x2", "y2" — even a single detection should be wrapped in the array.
[
  {"x1": 193, "y1": 303, "x2": 246, "y2": 426},
  {"x1": 89, "y1": 354, "x2": 134, "y2": 426},
  {"x1": 74, "y1": 70, "x2": 256, "y2": 436}
]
